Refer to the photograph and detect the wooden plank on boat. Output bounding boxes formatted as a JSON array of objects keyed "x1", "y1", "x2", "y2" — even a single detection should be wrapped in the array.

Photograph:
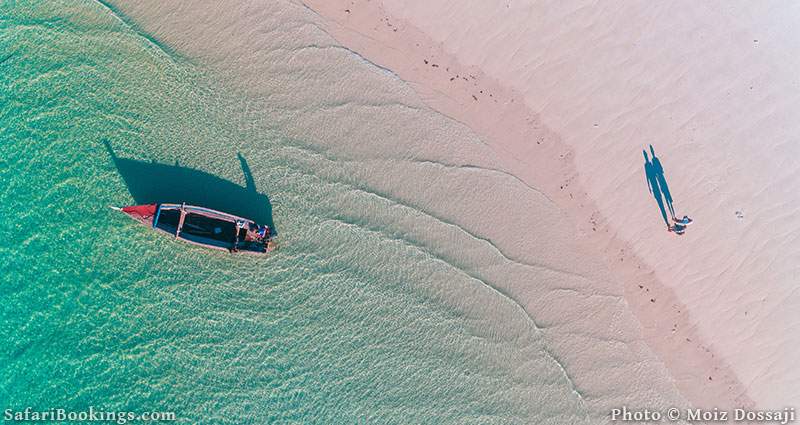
[
  {"x1": 176, "y1": 202, "x2": 186, "y2": 238},
  {"x1": 152, "y1": 204, "x2": 162, "y2": 228}
]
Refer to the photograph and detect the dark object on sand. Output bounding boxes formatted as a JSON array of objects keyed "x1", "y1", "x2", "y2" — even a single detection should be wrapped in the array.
[
  {"x1": 113, "y1": 203, "x2": 275, "y2": 254},
  {"x1": 671, "y1": 224, "x2": 687, "y2": 235},
  {"x1": 670, "y1": 215, "x2": 693, "y2": 235}
]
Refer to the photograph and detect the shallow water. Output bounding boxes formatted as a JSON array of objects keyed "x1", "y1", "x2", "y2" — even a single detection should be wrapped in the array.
[{"x1": 1, "y1": 1, "x2": 691, "y2": 423}]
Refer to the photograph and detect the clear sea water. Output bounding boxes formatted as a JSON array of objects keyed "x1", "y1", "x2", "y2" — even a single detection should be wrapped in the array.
[{"x1": 0, "y1": 1, "x2": 614, "y2": 423}]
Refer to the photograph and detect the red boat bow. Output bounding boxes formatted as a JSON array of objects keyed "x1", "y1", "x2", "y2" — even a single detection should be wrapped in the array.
[{"x1": 122, "y1": 204, "x2": 157, "y2": 220}]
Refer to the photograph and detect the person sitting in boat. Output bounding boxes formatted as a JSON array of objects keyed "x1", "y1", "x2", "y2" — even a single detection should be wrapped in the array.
[{"x1": 257, "y1": 225, "x2": 270, "y2": 240}]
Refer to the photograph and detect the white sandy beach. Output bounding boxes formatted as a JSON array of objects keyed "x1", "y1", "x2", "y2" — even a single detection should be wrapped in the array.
[
  {"x1": 300, "y1": 0, "x2": 800, "y2": 410},
  {"x1": 107, "y1": 0, "x2": 799, "y2": 420}
]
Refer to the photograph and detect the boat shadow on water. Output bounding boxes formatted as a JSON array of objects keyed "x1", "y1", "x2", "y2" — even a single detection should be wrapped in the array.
[{"x1": 103, "y1": 140, "x2": 277, "y2": 235}]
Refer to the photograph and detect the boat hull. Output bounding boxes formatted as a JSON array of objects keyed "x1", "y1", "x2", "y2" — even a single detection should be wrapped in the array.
[{"x1": 116, "y1": 203, "x2": 275, "y2": 254}]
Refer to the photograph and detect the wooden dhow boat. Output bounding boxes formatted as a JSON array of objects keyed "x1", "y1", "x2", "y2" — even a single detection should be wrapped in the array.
[{"x1": 113, "y1": 203, "x2": 275, "y2": 254}]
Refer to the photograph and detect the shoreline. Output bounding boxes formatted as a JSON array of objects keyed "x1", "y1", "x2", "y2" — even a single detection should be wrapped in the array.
[
  {"x1": 98, "y1": 0, "x2": 800, "y2": 416},
  {"x1": 300, "y1": 0, "x2": 755, "y2": 410}
]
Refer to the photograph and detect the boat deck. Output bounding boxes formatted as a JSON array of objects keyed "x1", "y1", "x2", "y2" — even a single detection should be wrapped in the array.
[{"x1": 144, "y1": 203, "x2": 271, "y2": 253}]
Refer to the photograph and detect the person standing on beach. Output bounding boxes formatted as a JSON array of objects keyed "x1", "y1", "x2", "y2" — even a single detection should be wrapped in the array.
[{"x1": 669, "y1": 215, "x2": 693, "y2": 235}]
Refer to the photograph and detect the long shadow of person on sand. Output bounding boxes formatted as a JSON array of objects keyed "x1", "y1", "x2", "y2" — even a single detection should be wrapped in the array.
[
  {"x1": 103, "y1": 140, "x2": 277, "y2": 234},
  {"x1": 644, "y1": 149, "x2": 670, "y2": 230},
  {"x1": 649, "y1": 145, "x2": 675, "y2": 220}
]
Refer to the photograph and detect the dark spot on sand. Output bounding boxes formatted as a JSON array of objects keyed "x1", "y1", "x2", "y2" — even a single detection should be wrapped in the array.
[
  {"x1": 344, "y1": 9, "x2": 350, "y2": 13},
  {"x1": 432, "y1": 64, "x2": 439, "y2": 68},
  {"x1": 450, "y1": 77, "x2": 455, "y2": 81},
  {"x1": 638, "y1": 285, "x2": 643, "y2": 289},
  {"x1": 471, "y1": 95, "x2": 478, "y2": 101},
  {"x1": 423, "y1": 59, "x2": 429, "y2": 64},
  {"x1": 650, "y1": 298, "x2": 655, "y2": 303}
]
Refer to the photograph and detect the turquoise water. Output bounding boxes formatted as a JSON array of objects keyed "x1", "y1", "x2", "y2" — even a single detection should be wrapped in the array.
[{"x1": 0, "y1": 2, "x2": 593, "y2": 424}]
